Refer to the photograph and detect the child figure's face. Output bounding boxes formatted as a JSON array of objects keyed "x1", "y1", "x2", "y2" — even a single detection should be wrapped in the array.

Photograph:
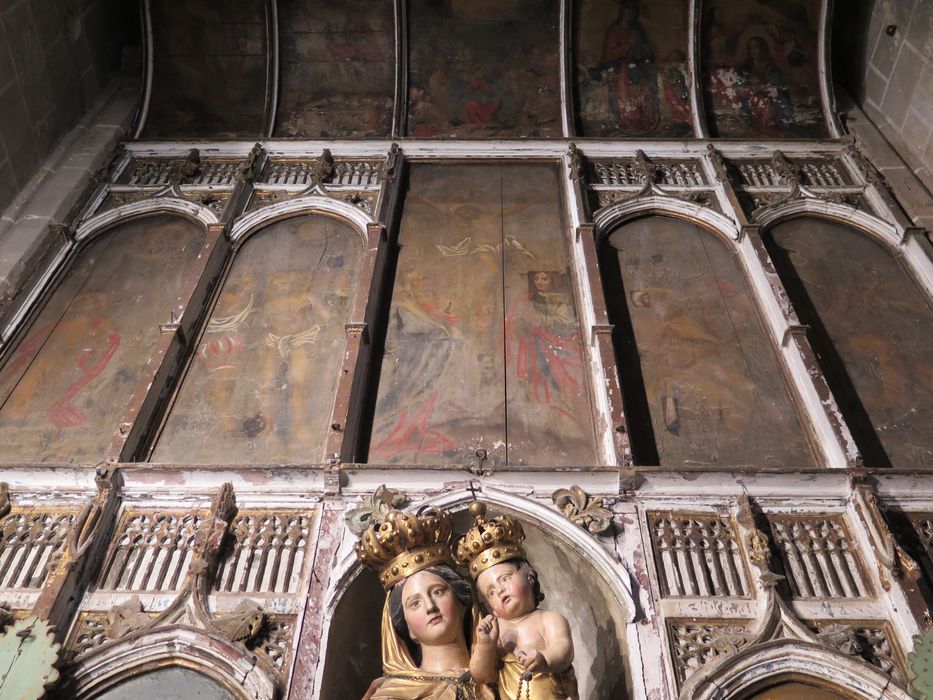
[{"x1": 476, "y1": 561, "x2": 536, "y2": 620}]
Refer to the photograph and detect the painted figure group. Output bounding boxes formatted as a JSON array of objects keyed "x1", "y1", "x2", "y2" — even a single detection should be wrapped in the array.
[{"x1": 355, "y1": 501, "x2": 578, "y2": 700}]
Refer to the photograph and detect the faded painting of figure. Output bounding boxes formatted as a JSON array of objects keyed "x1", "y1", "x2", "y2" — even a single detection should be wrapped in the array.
[
  {"x1": 153, "y1": 216, "x2": 360, "y2": 464},
  {"x1": 603, "y1": 216, "x2": 815, "y2": 467},
  {"x1": 508, "y1": 271, "x2": 584, "y2": 424},
  {"x1": 600, "y1": 1, "x2": 659, "y2": 132},
  {"x1": 368, "y1": 265, "x2": 465, "y2": 461},
  {"x1": 0, "y1": 216, "x2": 207, "y2": 463},
  {"x1": 407, "y1": 0, "x2": 562, "y2": 138},
  {"x1": 575, "y1": 0, "x2": 692, "y2": 137},
  {"x1": 702, "y1": 0, "x2": 825, "y2": 137},
  {"x1": 370, "y1": 164, "x2": 599, "y2": 467}
]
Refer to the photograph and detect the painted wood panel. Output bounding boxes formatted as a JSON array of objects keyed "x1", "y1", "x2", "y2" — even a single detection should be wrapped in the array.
[
  {"x1": 766, "y1": 218, "x2": 933, "y2": 469},
  {"x1": 574, "y1": 0, "x2": 693, "y2": 137},
  {"x1": 153, "y1": 215, "x2": 361, "y2": 464},
  {"x1": 143, "y1": 0, "x2": 267, "y2": 138},
  {"x1": 701, "y1": 0, "x2": 826, "y2": 138},
  {"x1": 0, "y1": 216, "x2": 206, "y2": 463},
  {"x1": 407, "y1": 0, "x2": 562, "y2": 138},
  {"x1": 370, "y1": 164, "x2": 598, "y2": 466},
  {"x1": 274, "y1": 0, "x2": 395, "y2": 138},
  {"x1": 603, "y1": 216, "x2": 814, "y2": 467}
]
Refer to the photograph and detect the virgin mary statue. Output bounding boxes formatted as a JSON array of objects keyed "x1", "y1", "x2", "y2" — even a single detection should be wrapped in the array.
[{"x1": 355, "y1": 506, "x2": 495, "y2": 700}]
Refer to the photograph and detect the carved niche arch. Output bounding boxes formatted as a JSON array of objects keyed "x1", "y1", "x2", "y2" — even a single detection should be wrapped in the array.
[
  {"x1": 592, "y1": 194, "x2": 741, "y2": 245},
  {"x1": 678, "y1": 641, "x2": 911, "y2": 700},
  {"x1": 66, "y1": 626, "x2": 277, "y2": 699},
  {"x1": 228, "y1": 193, "x2": 375, "y2": 248},
  {"x1": 316, "y1": 488, "x2": 637, "y2": 700}
]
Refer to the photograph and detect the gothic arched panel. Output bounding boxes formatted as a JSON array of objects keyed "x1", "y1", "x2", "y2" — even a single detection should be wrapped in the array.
[
  {"x1": 600, "y1": 215, "x2": 814, "y2": 467},
  {"x1": 152, "y1": 214, "x2": 362, "y2": 464},
  {"x1": 764, "y1": 217, "x2": 933, "y2": 468},
  {"x1": 0, "y1": 215, "x2": 207, "y2": 463}
]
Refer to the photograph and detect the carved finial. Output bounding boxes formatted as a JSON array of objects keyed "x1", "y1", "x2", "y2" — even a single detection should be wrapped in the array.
[
  {"x1": 382, "y1": 142, "x2": 401, "y2": 183},
  {"x1": 0, "y1": 483, "x2": 10, "y2": 520},
  {"x1": 237, "y1": 142, "x2": 264, "y2": 183},
  {"x1": 706, "y1": 144, "x2": 729, "y2": 183},
  {"x1": 852, "y1": 483, "x2": 920, "y2": 591},
  {"x1": 210, "y1": 482, "x2": 237, "y2": 523},
  {"x1": 633, "y1": 150, "x2": 658, "y2": 185},
  {"x1": 770, "y1": 150, "x2": 800, "y2": 187},
  {"x1": 345, "y1": 484, "x2": 409, "y2": 536},
  {"x1": 309, "y1": 148, "x2": 335, "y2": 188},
  {"x1": 567, "y1": 143, "x2": 585, "y2": 181},
  {"x1": 736, "y1": 495, "x2": 774, "y2": 575},
  {"x1": 552, "y1": 486, "x2": 614, "y2": 535}
]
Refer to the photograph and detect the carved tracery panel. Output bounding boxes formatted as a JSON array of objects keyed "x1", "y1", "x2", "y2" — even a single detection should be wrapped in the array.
[
  {"x1": 152, "y1": 215, "x2": 362, "y2": 464},
  {"x1": 0, "y1": 215, "x2": 207, "y2": 463},
  {"x1": 599, "y1": 215, "x2": 814, "y2": 466},
  {"x1": 764, "y1": 217, "x2": 933, "y2": 468}
]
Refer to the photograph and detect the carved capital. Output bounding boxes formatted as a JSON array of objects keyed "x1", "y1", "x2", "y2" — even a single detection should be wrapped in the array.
[
  {"x1": 551, "y1": 486, "x2": 614, "y2": 535},
  {"x1": 345, "y1": 485, "x2": 409, "y2": 536}
]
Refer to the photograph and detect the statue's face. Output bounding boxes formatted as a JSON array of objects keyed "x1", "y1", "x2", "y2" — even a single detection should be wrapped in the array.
[
  {"x1": 401, "y1": 570, "x2": 464, "y2": 646},
  {"x1": 476, "y1": 561, "x2": 536, "y2": 620}
]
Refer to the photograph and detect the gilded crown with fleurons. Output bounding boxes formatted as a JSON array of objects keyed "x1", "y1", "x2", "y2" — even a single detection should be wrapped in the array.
[
  {"x1": 454, "y1": 501, "x2": 526, "y2": 580},
  {"x1": 355, "y1": 506, "x2": 454, "y2": 590}
]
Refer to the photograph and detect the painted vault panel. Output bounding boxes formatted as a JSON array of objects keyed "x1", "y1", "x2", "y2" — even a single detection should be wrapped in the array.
[
  {"x1": 274, "y1": 0, "x2": 395, "y2": 138},
  {"x1": 701, "y1": 0, "x2": 826, "y2": 138},
  {"x1": 406, "y1": 0, "x2": 562, "y2": 138},
  {"x1": 143, "y1": 0, "x2": 268, "y2": 138},
  {"x1": 574, "y1": 0, "x2": 693, "y2": 137}
]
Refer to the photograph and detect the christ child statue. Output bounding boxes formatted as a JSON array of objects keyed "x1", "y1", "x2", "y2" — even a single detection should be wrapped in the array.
[{"x1": 455, "y1": 502, "x2": 579, "y2": 700}]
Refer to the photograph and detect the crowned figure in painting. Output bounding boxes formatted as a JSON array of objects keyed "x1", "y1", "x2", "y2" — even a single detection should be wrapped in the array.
[
  {"x1": 457, "y1": 502, "x2": 578, "y2": 700},
  {"x1": 356, "y1": 506, "x2": 495, "y2": 700}
]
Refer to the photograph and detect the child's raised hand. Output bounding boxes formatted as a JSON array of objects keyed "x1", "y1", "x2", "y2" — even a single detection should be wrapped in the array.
[{"x1": 475, "y1": 614, "x2": 499, "y2": 646}]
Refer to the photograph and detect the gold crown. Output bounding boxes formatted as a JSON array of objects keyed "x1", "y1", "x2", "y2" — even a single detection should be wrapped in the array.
[
  {"x1": 454, "y1": 502, "x2": 526, "y2": 580},
  {"x1": 355, "y1": 506, "x2": 454, "y2": 590}
]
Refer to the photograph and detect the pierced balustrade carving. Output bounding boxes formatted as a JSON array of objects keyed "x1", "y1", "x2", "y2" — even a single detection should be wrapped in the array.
[
  {"x1": 99, "y1": 512, "x2": 204, "y2": 592},
  {"x1": 214, "y1": 512, "x2": 311, "y2": 594},
  {"x1": 124, "y1": 160, "x2": 174, "y2": 187},
  {"x1": 769, "y1": 516, "x2": 869, "y2": 599},
  {"x1": 799, "y1": 160, "x2": 849, "y2": 187},
  {"x1": 261, "y1": 159, "x2": 382, "y2": 188},
  {"x1": 648, "y1": 513, "x2": 749, "y2": 597},
  {"x1": 668, "y1": 621, "x2": 754, "y2": 686},
  {"x1": 909, "y1": 514, "x2": 933, "y2": 585},
  {"x1": 0, "y1": 512, "x2": 74, "y2": 590},
  {"x1": 591, "y1": 159, "x2": 706, "y2": 187}
]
